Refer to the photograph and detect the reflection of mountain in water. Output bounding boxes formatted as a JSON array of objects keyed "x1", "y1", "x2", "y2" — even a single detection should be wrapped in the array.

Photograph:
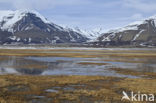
[
  {"x1": 0, "y1": 55, "x2": 156, "y2": 77},
  {"x1": 0, "y1": 67, "x2": 44, "y2": 75},
  {"x1": 137, "y1": 63, "x2": 156, "y2": 72},
  {"x1": 136, "y1": 58, "x2": 156, "y2": 72},
  {"x1": 0, "y1": 67, "x2": 18, "y2": 74},
  {"x1": 16, "y1": 68, "x2": 44, "y2": 75},
  {"x1": 0, "y1": 56, "x2": 69, "y2": 75}
]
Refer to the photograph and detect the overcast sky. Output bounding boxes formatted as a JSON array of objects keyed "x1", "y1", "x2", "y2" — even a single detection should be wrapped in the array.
[{"x1": 0, "y1": 0, "x2": 156, "y2": 30}]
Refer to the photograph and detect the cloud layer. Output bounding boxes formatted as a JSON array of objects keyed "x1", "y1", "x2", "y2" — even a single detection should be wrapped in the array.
[
  {"x1": 0, "y1": 0, "x2": 155, "y2": 29},
  {"x1": 0, "y1": 0, "x2": 90, "y2": 10},
  {"x1": 123, "y1": 0, "x2": 156, "y2": 12}
]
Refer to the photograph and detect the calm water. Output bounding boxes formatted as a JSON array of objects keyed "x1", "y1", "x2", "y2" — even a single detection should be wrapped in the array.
[{"x1": 0, "y1": 48, "x2": 156, "y2": 78}]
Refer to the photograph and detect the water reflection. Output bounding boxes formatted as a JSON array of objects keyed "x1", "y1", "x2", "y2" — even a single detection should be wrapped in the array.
[
  {"x1": 137, "y1": 63, "x2": 156, "y2": 72},
  {"x1": 0, "y1": 67, "x2": 18, "y2": 75},
  {"x1": 0, "y1": 55, "x2": 155, "y2": 77},
  {"x1": 16, "y1": 68, "x2": 44, "y2": 75}
]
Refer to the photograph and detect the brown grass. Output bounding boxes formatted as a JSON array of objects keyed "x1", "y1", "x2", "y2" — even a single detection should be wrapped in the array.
[
  {"x1": 110, "y1": 68, "x2": 156, "y2": 78},
  {"x1": 0, "y1": 49, "x2": 156, "y2": 58},
  {"x1": 0, "y1": 75, "x2": 156, "y2": 103},
  {"x1": 0, "y1": 48, "x2": 155, "y2": 102}
]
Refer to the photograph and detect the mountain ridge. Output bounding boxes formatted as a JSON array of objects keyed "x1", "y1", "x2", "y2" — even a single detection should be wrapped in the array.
[
  {"x1": 94, "y1": 15, "x2": 156, "y2": 47},
  {"x1": 0, "y1": 9, "x2": 156, "y2": 47},
  {"x1": 0, "y1": 10, "x2": 88, "y2": 44}
]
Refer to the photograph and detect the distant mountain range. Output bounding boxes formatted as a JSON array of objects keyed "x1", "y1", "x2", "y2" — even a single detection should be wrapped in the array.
[
  {"x1": 71, "y1": 27, "x2": 104, "y2": 41},
  {"x1": 96, "y1": 16, "x2": 156, "y2": 47},
  {"x1": 0, "y1": 10, "x2": 156, "y2": 47}
]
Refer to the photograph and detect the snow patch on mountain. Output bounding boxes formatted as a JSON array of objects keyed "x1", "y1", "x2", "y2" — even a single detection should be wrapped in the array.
[
  {"x1": 68, "y1": 27, "x2": 105, "y2": 41},
  {"x1": 148, "y1": 15, "x2": 156, "y2": 27},
  {"x1": 132, "y1": 30, "x2": 145, "y2": 41},
  {"x1": 106, "y1": 22, "x2": 143, "y2": 34},
  {"x1": 106, "y1": 15, "x2": 156, "y2": 35},
  {"x1": 100, "y1": 19, "x2": 147, "y2": 42},
  {"x1": 8, "y1": 36, "x2": 21, "y2": 42},
  {"x1": 0, "y1": 10, "x2": 52, "y2": 33},
  {"x1": 102, "y1": 33, "x2": 116, "y2": 42}
]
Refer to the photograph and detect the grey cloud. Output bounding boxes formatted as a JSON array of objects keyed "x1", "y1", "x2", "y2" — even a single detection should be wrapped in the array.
[
  {"x1": 0, "y1": 0, "x2": 90, "y2": 10},
  {"x1": 123, "y1": 0, "x2": 156, "y2": 12}
]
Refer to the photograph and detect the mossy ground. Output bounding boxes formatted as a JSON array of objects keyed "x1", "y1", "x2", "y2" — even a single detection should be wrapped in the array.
[
  {"x1": 0, "y1": 75, "x2": 156, "y2": 103},
  {"x1": 0, "y1": 48, "x2": 155, "y2": 103}
]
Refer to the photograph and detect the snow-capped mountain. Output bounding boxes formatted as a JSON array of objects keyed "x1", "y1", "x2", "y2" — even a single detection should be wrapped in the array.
[
  {"x1": 96, "y1": 15, "x2": 156, "y2": 47},
  {"x1": 1, "y1": 9, "x2": 156, "y2": 47},
  {"x1": 67, "y1": 27, "x2": 104, "y2": 41},
  {"x1": 0, "y1": 10, "x2": 88, "y2": 44}
]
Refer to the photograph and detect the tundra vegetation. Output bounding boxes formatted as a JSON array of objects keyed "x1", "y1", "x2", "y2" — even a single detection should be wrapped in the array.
[{"x1": 0, "y1": 48, "x2": 155, "y2": 103}]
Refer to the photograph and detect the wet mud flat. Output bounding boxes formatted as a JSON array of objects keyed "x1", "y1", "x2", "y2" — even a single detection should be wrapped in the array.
[{"x1": 0, "y1": 48, "x2": 156, "y2": 103}]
